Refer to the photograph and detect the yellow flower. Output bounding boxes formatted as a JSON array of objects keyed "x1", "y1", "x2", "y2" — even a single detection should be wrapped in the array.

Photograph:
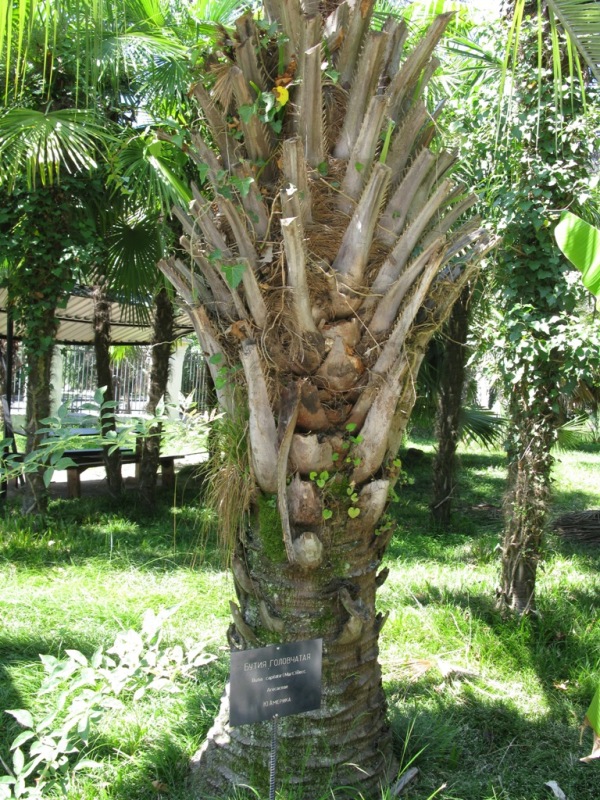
[{"x1": 273, "y1": 85, "x2": 289, "y2": 107}]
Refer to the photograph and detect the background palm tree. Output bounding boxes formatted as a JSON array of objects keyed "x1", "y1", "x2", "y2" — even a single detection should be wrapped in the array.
[{"x1": 0, "y1": 0, "x2": 245, "y2": 509}]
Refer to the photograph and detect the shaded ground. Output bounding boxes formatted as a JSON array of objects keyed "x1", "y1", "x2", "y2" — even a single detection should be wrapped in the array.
[{"x1": 4, "y1": 454, "x2": 206, "y2": 500}]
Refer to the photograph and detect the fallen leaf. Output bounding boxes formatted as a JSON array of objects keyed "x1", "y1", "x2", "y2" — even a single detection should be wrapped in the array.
[
  {"x1": 391, "y1": 766, "x2": 419, "y2": 796},
  {"x1": 544, "y1": 781, "x2": 566, "y2": 799},
  {"x1": 402, "y1": 659, "x2": 435, "y2": 680},
  {"x1": 260, "y1": 244, "x2": 274, "y2": 264},
  {"x1": 227, "y1": 319, "x2": 252, "y2": 341},
  {"x1": 275, "y1": 57, "x2": 297, "y2": 87}
]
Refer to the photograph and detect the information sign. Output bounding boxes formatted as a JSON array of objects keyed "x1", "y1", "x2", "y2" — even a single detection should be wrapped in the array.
[{"x1": 229, "y1": 638, "x2": 322, "y2": 726}]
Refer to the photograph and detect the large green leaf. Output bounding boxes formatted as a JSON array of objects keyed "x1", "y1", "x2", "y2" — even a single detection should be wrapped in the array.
[
  {"x1": 554, "y1": 211, "x2": 600, "y2": 297},
  {"x1": 586, "y1": 685, "x2": 600, "y2": 735}
]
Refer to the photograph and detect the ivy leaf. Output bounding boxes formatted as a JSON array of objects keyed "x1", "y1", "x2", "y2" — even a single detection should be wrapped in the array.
[
  {"x1": 238, "y1": 104, "x2": 256, "y2": 124},
  {"x1": 555, "y1": 212, "x2": 600, "y2": 297},
  {"x1": 220, "y1": 262, "x2": 246, "y2": 290}
]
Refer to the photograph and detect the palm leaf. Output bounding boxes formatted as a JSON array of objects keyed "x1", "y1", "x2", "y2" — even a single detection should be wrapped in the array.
[
  {"x1": 105, "y1": 210, "x2": 164, "y2": 306},
  {"x1": 547, "y1": 0, "x2": 600, "y2": 82},
  {"x1": 136, "y1": 55, "x2": 194, "y2": 115},
  {"x1": 188, "y1": 0, "x2": 255, "y2": 27},
  {"x1": 554, "y1": 414, "x2": 593, "y2": 450},
  {"x1": 459, "y1": 406, "x2": 506, "y2": 448},
  {"x1": 0, "y1": 107, "x2": 110, "y2": 188},
  {"x1": 111, "y1": 132, "x2": 192, "y2": 211}
]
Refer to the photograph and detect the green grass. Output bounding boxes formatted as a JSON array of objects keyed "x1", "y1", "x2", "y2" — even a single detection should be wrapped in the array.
[{"x1": 0, "y1": 444, "x2": 599, "y2": 800}]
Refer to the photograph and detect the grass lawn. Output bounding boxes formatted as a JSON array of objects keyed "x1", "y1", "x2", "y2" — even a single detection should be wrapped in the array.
[{"x1": 0, "y1": 441, "x2": 599, "y2": 800}]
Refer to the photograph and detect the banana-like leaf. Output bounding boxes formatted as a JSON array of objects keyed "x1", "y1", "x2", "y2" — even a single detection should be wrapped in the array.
[
  {"x1": 581, "y1": 685, "x2": 600, "y2": 763},
  {"x1": 555, "y1": 212, "x2": 600, "y2": 297},
  {"x1": 587, "y1": 685, "x2": 600, "y2": 735}
]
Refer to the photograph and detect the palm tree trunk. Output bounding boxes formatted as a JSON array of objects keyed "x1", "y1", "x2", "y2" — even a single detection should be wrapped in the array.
[
  {"x1": 138, "y1": 288, "x2": 174, "y2": 504},
  {"x1": 498, "y1": 387, "x2": 555, "y2": 614},
  {"x1": 495, "y1": 0, "x2": 580, "y2": 615},
  {"x1": 22, "y1": 308, "x2": 56, "y2": 514},
  {"x1": 92, "y1": 284, "x2": 122, "y2": 496},
  {"x1": 195, "y1": 498, "x2": 394, "y2": 796},
  {"x1": 431, "y1": 285, "x2": 472, "y2": 526},
  {"x1": 160, "y1": 4, "x2": 495, "y2": 795}
]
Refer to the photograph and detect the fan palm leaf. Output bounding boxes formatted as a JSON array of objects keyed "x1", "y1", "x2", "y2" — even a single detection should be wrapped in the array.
[
  {"x1": 0, "y1": 107, "x2": 110, "y2": 188},
  {"x1": 111, "y1": 132, "x2": 191, "y2": 211},
  {"x1": 105, "y1": 210, "x2": 164, "y2": 306},
  {"x1": 1, "y1": 0, "x2": 254, "y2": 106},
  {"x1": 554, "y1": 414, "x2": 593, "y2": 450},
  {"x1": 460, "y1": 406, "x2": 507, "y2": 448}
]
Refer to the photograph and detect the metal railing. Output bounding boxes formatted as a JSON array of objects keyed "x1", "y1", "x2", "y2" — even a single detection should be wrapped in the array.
[{"x1": 7, "y1": 341, "x2": 210, "y2": 417}]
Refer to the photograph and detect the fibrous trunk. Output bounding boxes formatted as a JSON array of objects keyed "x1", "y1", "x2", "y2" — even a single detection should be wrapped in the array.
[
  {"x1": 160, "y1": 3, "x2": 495, "y2": 796},
  {"x1": 22, "y1": 307, "x2": 56, "y2": 514},
  {"x1": 195, "y1": 497, "x2": 394, "y2": 796},
  {"x1": 499, "y1": 388, "x2": 555, "y2": 614},
  {"x1": 431, "y1": 285, "x2": 472, "y2": 526},
  {"x1": 92, "y1": 283, "x2": 122, "y2": 496},
  {"x1": 138, "y1": 288, "x2": 174, "y2": 505}
]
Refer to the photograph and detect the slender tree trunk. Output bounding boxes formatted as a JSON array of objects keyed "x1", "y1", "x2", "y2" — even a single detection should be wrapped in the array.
[
  {"x1": 160, "y1": 4, "x2": 495, "y2": 795},
  {"x1": 138, "y1": 288, "x2": 174, "y2": 505},
  {"x1": 431, "y1": 285, "x2": 472, "y2": 526},
  {"x1": 495, "y1": 0, "x2": 579, "y2": 614},
  {"x1": 22, "y1": 308, "x2": 56, "y2": 514},
  {"x1": 92, "y1": 284, "x2": 122, "y2": 496},
  {"x1": 498, "y1": 386, "x2": 556, "y2": 614}
]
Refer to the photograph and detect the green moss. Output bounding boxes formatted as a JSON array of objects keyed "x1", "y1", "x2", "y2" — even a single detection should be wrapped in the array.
[
  {"x1": 313, "y1": 607, "x2": 336, "y2": 636},
  {"x1": 257, "y1": 494, "x2": 287, "y2": 563}
]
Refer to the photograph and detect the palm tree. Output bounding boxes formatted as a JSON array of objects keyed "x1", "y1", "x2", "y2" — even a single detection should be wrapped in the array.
[
  {"x1": 137, "y1": 286, "x2": 175, "y2": 505},
  {"x1": 0, "y1": 0, "x2": 241, "y2": 508},
  {"x1": 475, "y1": 0, "x2": 600, "y2": 613},
  {"x1": 160, "y1": 2, "x2": 495, "y2": 795}
]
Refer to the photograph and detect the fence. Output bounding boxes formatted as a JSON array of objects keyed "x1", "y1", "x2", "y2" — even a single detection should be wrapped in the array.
[{"x1": 7, "y1": 341, "x2": 209, "y2": 417}]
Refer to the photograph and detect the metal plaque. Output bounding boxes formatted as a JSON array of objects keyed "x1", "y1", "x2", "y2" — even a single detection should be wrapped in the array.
[{"x1": 229, "y1": 638, "x2": 322, "y2": 726}]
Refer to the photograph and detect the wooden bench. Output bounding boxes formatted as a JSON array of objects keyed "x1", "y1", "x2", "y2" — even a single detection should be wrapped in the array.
[{"x1": 63, "y1": 448, "x2": 189, "y2": 498}]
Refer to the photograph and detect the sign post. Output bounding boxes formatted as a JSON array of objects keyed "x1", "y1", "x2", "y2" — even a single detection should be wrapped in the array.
[{"x1": 229, "y1": 638, "x2": 323, "y2": 797}]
